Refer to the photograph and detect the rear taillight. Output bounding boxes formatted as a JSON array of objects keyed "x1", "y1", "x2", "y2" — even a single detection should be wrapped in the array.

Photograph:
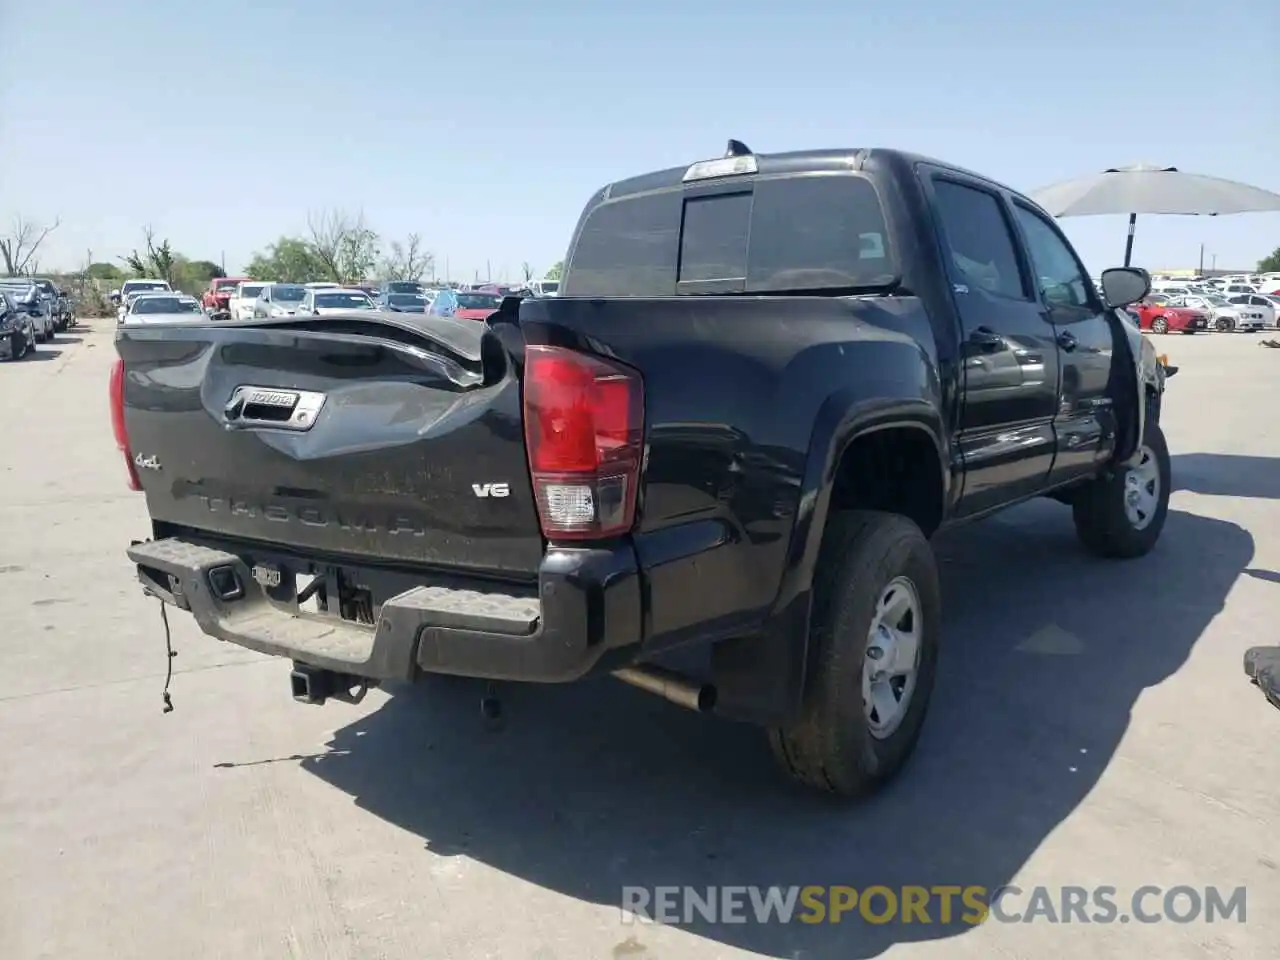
[
  {"x1": 109, "y1": 357, "x2": 142, "y2": 491},
  {"x1": 523, "y1": 345, "x2": 644, "y2": 540}
]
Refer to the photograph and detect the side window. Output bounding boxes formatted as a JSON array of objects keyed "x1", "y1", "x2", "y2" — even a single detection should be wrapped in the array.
[
  {"x1": 931, "y1": 179, "x2": 1027, "y2": 300},
  {"x1": 563, "y1": 192, "x2": 680, "y2": 297},
  {"x1": 0, "y1": 295, "x2": 8, "y2": 320},
  {"x1": 1012, "y1": 204, "x2": 1091, "y2": 311},
  {"x1": 747, "y1": 175, "x2": 893, "y2": 291}
]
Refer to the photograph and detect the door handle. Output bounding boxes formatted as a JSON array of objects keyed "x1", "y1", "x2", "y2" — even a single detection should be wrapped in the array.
[
  {"x1": 969, "y1": 327, "x2": 1004, "y2": 347},
  {"x1": 1056, "y1": 331, "x2": 1078, "y2": 352}
]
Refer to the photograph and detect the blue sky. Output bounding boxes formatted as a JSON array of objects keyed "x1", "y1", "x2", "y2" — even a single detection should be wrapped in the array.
[{"x1": 2, "y1": 0, "x2": 1276, "y2": 281}]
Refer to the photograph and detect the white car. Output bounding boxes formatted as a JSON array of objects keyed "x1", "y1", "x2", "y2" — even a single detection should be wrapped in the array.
[
  {"x1": 113, "y1": 278, "x2": 172, "y2": 322},
  {"x1": 228, "y1": 282, "x2": 267, "y2": 321},
  {"x1": 1220, "y1": 282, "x2": 1258, "y2": 297},
  {"x1": 121, "y1": 293, "x2": 205, "y2": 325},
  {"x1": 252, "y1": 283, "x2": 308, "y2": 318},
  {"x1": 1175, "y1": 294, "x2": 1243, "y2": 332},
  {"x1": 299, "y1": 288, "x2": 376, "y2": 315},
  {"x1": 1226, "y1": 295, "x2": 1275, "y2": 331}
]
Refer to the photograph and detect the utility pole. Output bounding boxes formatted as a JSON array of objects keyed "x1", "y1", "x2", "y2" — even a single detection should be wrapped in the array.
[
  {"x1": 486, "y1": 259, "x2": 491, "y2": 282},
  {"x1": 221, "y1": 250, "x2": 226, "y2": 274},
  {"x1": 1198, "y1": 243, "x2": 1205, "y2": 275}
]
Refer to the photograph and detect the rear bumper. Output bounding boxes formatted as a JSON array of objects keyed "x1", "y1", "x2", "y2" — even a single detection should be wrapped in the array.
[{"x1": 126, "y1": 536, "x2": 643, "y2": 683}]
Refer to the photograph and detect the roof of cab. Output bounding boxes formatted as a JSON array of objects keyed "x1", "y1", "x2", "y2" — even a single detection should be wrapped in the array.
[{"x1": 599, "y1": 145, "x2": 1038, "y2": 209}]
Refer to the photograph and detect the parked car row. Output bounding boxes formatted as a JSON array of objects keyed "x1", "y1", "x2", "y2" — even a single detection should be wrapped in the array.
[
  {"x1": 0, "y1": 277, "x2": 79, "y2": 360},
  {"x1": 183, "y1": 277, "x2": 518, "y2": 323},
  {"x1": 1125, "y1": 291, "x2": 1277, "y2": 334},
  {"x1": 1149, "y1": 272, "x2": 1280, "y2": 299},
  {"x1": 107, "y1": 272, "x2": 559, "y2": 333}
]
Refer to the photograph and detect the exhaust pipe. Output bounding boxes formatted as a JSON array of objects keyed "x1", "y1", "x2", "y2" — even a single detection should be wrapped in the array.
[{"x1": 613, "y1": 664, "x2": 717, "y2": 713}]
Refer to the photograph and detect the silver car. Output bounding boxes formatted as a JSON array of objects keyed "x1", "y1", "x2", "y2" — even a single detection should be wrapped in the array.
[
  {"x1": 253, "y1": 283, "x2": 308, "y2": 318},
  {"x1": 299, "y1": 288, "x2": 377, "y2": 315},
  {"x1": 0, "y1": 279, "x2": 55, "y2": 342},
  {"x1": 121, "y1": 292, "x2": 206, "y2": 325}
]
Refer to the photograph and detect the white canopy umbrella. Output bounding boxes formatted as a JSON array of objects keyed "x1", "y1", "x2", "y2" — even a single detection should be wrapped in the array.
[{"x1": 1031, "y1": 163, "x2": 1280, "y2": 266}]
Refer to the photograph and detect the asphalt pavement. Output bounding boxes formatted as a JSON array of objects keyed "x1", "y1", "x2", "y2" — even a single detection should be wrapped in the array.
[{"x1": 0, "y1": 321, "x2": 1276, "y2": 960}]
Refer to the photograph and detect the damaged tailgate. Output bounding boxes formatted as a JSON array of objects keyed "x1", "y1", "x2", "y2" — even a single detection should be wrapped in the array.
[{"x1": 114, "y1": 311, "x2": 544, "y2": 578}]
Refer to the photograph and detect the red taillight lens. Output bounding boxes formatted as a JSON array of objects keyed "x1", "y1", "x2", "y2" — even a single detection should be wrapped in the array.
[
  {"x1": 523, "y1": 344, "x2": 644, "y2": 540},
  {"x1": 109, "y1": 357, "x2": 142, "y2": 491}
]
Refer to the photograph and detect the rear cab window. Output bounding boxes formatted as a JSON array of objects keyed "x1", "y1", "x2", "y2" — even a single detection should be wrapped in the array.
[{"x1": 561, "y1": 166, "x2": 896, "y2": 298}]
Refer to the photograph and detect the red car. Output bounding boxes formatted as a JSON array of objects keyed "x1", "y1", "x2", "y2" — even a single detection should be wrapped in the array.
[
  {"x1": 428, "y1": 290, "x2": 504, "y2": 321},
  {"x1": 202, "y1": 276, "x2": 251, "y2": 314},
  {"x1": 1131, "y1": 298, "x2": 1207, "y2": 335}
]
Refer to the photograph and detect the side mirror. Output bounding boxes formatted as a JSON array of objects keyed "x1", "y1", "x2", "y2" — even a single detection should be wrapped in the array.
[
  {"x1": 109, "y1": 289, "x2": 121, "y2": 303},
  {"x1": 1100, "y1": 267, "x2": 1150, "y2": 308}
]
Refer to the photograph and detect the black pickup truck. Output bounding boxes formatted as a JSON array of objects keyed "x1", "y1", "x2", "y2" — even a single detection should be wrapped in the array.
[{"x1": 115, "y1": 142, "x2": 1171, "y2": 797}]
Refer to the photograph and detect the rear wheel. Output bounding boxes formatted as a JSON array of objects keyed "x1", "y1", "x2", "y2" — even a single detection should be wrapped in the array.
[
  {"x1": 768, "y1": 511, "x2": 941, "y2": 798},
  {"x1": 6, "y1": 331, "x2": 26, "y2": 360},
  {"x1": 1072, "y1": 419, "x2": 1171, "y2": 559},
  {"x1": 1152, "y1": 316, "x2": 1169, "y2": 334},
  {"x1": 1215, "y1": 317, "x2": 1233, "y2": 332}
]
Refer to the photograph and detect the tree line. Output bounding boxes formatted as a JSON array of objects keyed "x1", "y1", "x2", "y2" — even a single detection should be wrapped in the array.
[{"x1": 1, "y1": 209, "x2": 566, "y2": 296}]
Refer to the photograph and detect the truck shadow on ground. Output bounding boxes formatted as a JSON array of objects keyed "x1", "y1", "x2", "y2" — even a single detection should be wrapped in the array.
[
  {"x1": 1173, "y1": 453, "x2": 1280, "y2": 499},
  {"x1": 299, "y1": 503, "x2": 1249, "y2": 959}
]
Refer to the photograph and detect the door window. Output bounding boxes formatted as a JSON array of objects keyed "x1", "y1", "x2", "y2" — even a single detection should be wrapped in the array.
[
  {"x1": 931, "y1": 180, "x2": 1027, "y2": 300},
  {"x1": 1012, "y1": 204, "x2": 1092, "y2": 312}
]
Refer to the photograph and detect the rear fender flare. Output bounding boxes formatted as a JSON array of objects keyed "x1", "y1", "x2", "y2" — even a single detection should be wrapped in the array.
[
  {"x1": 775, "y1": 388, "x2": 948, "y2": 617},
  {"x1": 711, "y1": 387, "x2": 947, "y2": 728}
]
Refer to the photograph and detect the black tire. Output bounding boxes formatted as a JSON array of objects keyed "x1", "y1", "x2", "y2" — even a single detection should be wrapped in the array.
[
  {"x1": 1216, "y1": 317, "x2": 1233, "y2": 332},
  {"x1": 1152, "y1": 316, "x2": 1169, "y2": 334},
  {"x1": 768, "y1": 511, "x2": 942, "y2": 798},
  {"x1": 1072, "y1": 419, "x2": 1171, "y2": 559}
]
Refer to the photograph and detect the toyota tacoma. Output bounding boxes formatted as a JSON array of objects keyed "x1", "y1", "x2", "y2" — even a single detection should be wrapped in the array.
[{"x1": 114, "y1": 142, "x2": 1171, "y2": 797}]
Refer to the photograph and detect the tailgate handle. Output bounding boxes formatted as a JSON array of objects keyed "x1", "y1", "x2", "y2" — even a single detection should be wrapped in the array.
[{"x1": 224, "y1": 386, "x2": 327, "y2": 431}]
